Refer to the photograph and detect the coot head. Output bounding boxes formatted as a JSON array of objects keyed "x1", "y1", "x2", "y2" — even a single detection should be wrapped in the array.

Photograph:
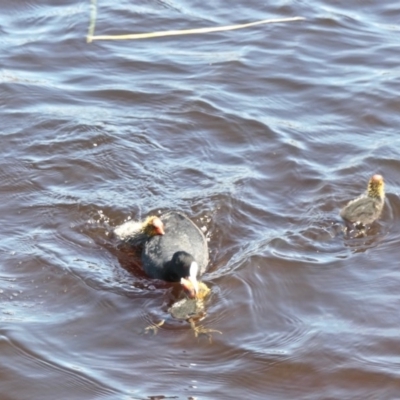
[
  {"x1": 367, "y1": 174, "x2": 384, "y2": 200},
  {"x1": 166, "y1": 251, "x2": 200, "y2": 299},
  {"x1": 143, "y1": 216, "x2": 165, "y2": 236}
]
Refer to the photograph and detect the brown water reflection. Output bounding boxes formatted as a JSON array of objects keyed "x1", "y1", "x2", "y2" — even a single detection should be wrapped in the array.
[{"x1": 1, "y1": 0, "x2": 400, "y2": 399}]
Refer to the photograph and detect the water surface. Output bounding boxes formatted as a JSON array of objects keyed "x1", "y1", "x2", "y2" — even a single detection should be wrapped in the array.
[{"x1": 1, "y1": 1, "x2": 400, "y2": 399}]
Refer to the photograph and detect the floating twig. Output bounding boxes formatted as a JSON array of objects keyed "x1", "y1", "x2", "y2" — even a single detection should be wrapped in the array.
[
  {"x1": 87, "y1": 12, "x2": 305, "y2": 43},
  {"x1": 87, "y1": 0, "x2": 97, "y2": 43}
]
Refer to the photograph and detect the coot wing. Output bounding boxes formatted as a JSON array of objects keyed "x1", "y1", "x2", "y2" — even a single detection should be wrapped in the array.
[{"x1": 340, "y1": 197, "x2": 383, "y2": 224}]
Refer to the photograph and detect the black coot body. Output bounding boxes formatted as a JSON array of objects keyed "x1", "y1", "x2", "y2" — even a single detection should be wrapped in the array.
[{"x1": 142, "y1": 211, "x2": 209, "y2": 282}]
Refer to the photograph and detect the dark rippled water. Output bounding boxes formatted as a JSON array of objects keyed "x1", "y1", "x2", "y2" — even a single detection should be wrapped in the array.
[{"x1": 2, "y1": 1, "x2": 400, "y2": 399}]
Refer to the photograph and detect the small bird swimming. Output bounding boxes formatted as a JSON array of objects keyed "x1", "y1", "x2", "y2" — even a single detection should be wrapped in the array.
[
  {"x1": 113, "y1": 215, "x2": 164, "y2": 246},
  {"x1": 340, "y1": 174, "x2": 385, "y2": 227}
]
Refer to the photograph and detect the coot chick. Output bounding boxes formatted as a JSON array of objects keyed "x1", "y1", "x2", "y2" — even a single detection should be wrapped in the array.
[
  {"x1": 169, "y1": 281, "x2": 211, "y2": 320},
  {"x1": 340, "y1": 174, "x2": 385, "y2": 226},
  {"x1": 142, "y1": 211, "x2": 209, "y2": 298},
  {"x1": 144, "y1": 282, "x2": 221, "y2": 342},
  {"x1": 113, "y1": 215, "x2": 165, "y2": 246},
  {"x1": 169, "y1": 281, "x2": 221, "y2": 342}
]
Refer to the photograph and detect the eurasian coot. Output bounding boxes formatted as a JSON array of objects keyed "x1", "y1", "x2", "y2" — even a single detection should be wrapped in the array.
[
  {"x1": 340, "y1": 174, "x2": 385, "y2": 226},
  {"x1": 113, "y1": 215, "x2": 165, "y2": 246},
  {"x1": 142, "y1": 211, "x2": 209, "y2": 298}
]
